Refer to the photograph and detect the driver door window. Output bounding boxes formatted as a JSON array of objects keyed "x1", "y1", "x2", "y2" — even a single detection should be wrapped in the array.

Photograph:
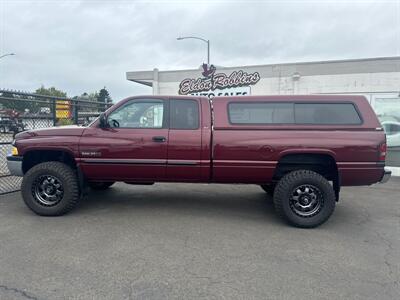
[{"x1": 108, "y1": 100, "x2": 165, "y2": 128}]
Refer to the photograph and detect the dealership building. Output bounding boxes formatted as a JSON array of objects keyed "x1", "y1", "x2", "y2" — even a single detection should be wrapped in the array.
[{"x1": 126, "y1": 56, "x2": 400, "y2": 173}]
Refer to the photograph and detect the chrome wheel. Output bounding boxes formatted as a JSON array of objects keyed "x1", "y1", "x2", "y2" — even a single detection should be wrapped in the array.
[
  {"x1": 32, "y1": 175, "x2": 64, "y2": 206},
  {"x1": 290, "y1": 184, "x2": 323, "y2": 217}
]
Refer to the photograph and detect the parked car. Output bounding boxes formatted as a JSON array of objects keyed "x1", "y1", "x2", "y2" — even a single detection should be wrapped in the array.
[
  {"x1": 381, "y1": 121, "x2": 400, "y2": 147},
  {"x1": 39, "y1": 107, "x2": 51, "y2": 114},
  {"x1": 0, "y1": 117, "x2": 13, "y2": 133},
  {"x1": 7, "y1": 95, "x2": 391, "y2": 227},
  {"x1": 0, "y1": 111, "x2": 25, "y2": 135}
]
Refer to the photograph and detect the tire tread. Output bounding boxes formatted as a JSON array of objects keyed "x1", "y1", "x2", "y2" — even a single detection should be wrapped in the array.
[
  {"x1": 21, "y1": 161, "x2": 79, "y2": 216},
  {"x1": 273, "y1": 170, "x2": 335, "y2": 228}
]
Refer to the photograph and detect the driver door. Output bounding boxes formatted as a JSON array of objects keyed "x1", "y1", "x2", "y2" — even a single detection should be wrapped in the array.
[{"x1": 79, "y1": 98, "x2": 169, "y2": 181}]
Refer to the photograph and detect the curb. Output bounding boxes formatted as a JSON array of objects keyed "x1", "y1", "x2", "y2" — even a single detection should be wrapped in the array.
[{"x1": 387, "y1": 166, "x2": 400, "y2": 177}]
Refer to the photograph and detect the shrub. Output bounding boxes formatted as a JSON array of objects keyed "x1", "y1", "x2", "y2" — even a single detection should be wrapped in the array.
[{"x1": 56, "y1": 119, "x2": 75, "y2": 126}]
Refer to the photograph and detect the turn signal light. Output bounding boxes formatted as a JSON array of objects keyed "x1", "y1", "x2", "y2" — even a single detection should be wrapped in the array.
[
  {"x1": 379, "y1": 143, "x2": 387, "y2": 161},
  {"x1": 11, "y1": 146, "x2": 18, "y2": 156}
]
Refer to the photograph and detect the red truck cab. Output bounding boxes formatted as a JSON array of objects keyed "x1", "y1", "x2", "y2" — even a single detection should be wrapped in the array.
[{"x1": 7, "y1": 95, "x2": 391, "y2": 227}]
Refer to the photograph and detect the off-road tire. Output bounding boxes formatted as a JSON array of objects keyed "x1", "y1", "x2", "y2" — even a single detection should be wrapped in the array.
[
  {"x1": 21, "y1": 162, "x2": 79, "y2": 216},
  {"x1": 88, "y1": 181, "x2": 115, "y2": 190},
  {"x1": 273, "y1": 170, "x2": 336, "y2": 228},
  {"x1": 260, "y1": 184, "x2": 276, "y2": 196}
]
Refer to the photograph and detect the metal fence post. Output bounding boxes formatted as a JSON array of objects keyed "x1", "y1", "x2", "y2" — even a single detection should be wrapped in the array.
[
  {"x1": 74, "y1": 101, "x2": 79, "y2": 125},
  {"x1": 52, "y1": 99, "x2": 57, "y2": 126}
]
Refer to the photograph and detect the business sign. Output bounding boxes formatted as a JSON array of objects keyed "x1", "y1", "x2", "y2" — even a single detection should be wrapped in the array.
[
  {"x1": 56, "y1": 100, "x2": 71, "y2": 119},
  {"x1": 189, "y1": 86, "x2": 251, "y2": 97},
  {"x1": 178, "y1": 64, "x2": 260, "y2": 97}
]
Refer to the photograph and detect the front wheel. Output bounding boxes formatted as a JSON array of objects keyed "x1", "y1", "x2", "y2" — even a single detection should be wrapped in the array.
[
  {"x1": 21, "y1": 162, "x2": 80, "y2": 216},
  {"x1": 273, "y1": 170, "x2": 336, "y2": 228}
]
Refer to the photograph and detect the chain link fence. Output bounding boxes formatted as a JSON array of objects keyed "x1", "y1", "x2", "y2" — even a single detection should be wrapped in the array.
[{"x1": 0, "y1": 89, "x2": 112, "y2": 195}]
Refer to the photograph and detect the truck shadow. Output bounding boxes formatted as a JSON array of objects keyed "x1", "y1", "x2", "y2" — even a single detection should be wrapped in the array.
[{"x1": 78, "y1": 183, "x2": 281, "y2": 224}]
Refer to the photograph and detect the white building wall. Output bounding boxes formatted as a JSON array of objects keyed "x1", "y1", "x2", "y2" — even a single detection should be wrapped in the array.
[{"x1": 156, "y1": 72, "x2": 400, "y2": 96}]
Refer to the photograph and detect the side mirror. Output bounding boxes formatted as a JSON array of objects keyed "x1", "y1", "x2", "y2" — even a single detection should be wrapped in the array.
[{"x1": 99, "y1": 113, "x2": 108, "y2": 128}]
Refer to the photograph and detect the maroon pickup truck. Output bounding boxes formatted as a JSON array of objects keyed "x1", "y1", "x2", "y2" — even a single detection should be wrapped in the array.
[{"x1": 7, "y1": 95, "x2": 391, "y2": 227}]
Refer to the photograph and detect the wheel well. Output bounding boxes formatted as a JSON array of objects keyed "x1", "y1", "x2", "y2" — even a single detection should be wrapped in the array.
[
  {"x1": 274, "y1": 154, "x2": 338, "y2": 182},
  {"x1": 22, "y1": 150, "x2": 77, "y2": 174}
]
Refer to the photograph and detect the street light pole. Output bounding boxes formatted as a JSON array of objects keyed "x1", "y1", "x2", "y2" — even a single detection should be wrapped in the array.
[
  {"x1": 177, "y1": 36, "x2": 210, "y2": 65},
  {"x1": 207, "y1": 40, "x2": 210, "y2": 65},
  {"x1": 0, "y1": 53, "x2": 16, "y2": 60}
]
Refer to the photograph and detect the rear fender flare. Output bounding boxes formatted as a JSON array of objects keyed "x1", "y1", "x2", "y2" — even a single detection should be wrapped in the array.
[{"x1": 276, "y1": 148, "x2": 337, "y2": 161}]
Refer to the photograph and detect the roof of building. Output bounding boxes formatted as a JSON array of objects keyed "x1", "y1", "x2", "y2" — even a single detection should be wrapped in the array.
[{"x1": 126, "y1": 56, "x2": 400, "y2": 87}]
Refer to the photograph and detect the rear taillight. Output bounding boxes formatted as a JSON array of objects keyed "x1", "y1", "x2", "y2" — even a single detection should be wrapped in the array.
[{"x1": 379, "y1": 142, "x2": 387, "y2": 161}]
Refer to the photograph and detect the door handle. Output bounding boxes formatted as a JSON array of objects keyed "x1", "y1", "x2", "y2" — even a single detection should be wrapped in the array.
[{"x1": 152, "y1": 136, "x2": 167, "y2": 143}]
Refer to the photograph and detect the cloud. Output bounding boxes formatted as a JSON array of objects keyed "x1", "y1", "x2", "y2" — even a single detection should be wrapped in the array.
[{"x1": 0, "y1": 0, "x2": 399, "y2": 101}]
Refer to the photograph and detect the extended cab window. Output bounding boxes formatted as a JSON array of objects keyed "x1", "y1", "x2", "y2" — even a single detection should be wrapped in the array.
[
  {"x1": 294, "y1": 103, "x2": 362, "y2": 124},
  {"x1": 108, "y1": 100, "x2": 164, "y2": 128},
  {"x1": 229, "y1": 103, "x2": 294, "y2": 124},
  {"x1": 170, "y1": 99, "x2": 199, "y2": 129},
  {"x1": 228, "y1": 101, "x2": 362, "y2": 125}
]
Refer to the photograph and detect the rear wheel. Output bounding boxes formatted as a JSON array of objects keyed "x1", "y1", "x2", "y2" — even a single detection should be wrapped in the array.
[
  {"x1": 21, "y1": 162, "x2": 80, "y2": 216},
  {"x1": 88, "y1": 181, "x2": 115, "y2": 190},
  {"x1": 273, "y1": 170, "x2": 335, "y2": 228}
]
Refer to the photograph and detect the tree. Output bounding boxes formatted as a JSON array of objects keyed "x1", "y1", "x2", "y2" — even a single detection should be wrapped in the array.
[
  {"x1": 34, "y1": 85, "x2": 68, "y2": 118},
  {"x1": 76, "y1": 92, "x2": 99, "y2": 112},
  {"x1": 87, "y1": 92, "x2": 99, "y2": 102},
  {"x1": 97, "y1": 87, "x2": 112, "y2": 104},
  {"x1": 0, "y1": 86, "x2": 68, "y2": 114},
  {"x1": 35, "y1": 85, "x2": 67, "y2": 98},
  {"x1": 0, "y1": 90, "x2": 15, "y2": 110},
  {"x1": 0, "y1": 91, "x2": 33, "y2": 113}
]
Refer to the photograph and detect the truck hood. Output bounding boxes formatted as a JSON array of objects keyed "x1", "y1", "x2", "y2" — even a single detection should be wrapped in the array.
[{"x1": 15, "y1": 125, "x2": 86, "y2": 139}]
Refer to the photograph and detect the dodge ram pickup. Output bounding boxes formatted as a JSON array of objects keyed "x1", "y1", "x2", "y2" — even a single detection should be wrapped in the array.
[{"x1": 7, "y1": 95, "x2": 391, "y2": 227}]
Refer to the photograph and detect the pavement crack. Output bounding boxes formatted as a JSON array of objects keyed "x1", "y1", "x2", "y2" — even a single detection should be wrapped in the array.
[
  {"x1": 375, "y1": 231, "x2": 399, "y2": 287},
  {"x1": 0, "y1": 284, "x2": 39, "y2": 300},
  {"x1": 355, "y1": 208, "x2": 371, "y2": 226}
]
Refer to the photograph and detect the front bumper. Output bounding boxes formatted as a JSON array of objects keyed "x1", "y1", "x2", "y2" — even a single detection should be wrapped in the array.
[
  {"x1": 6, "y1": 155, "x2": 23, "y2": 177},
  {"x1": 379, "y1": 168, "x2": 391, "y2": 184}
]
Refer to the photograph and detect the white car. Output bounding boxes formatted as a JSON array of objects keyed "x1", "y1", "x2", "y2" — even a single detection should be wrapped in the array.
[{"x1": 382, "y1": 121, "x2": 400, "y2": 147}]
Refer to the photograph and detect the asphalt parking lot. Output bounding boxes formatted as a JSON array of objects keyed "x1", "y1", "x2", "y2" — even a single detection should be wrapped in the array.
[{"x1": 0, "y1": 179, "x2": 399, "y2": 300}]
